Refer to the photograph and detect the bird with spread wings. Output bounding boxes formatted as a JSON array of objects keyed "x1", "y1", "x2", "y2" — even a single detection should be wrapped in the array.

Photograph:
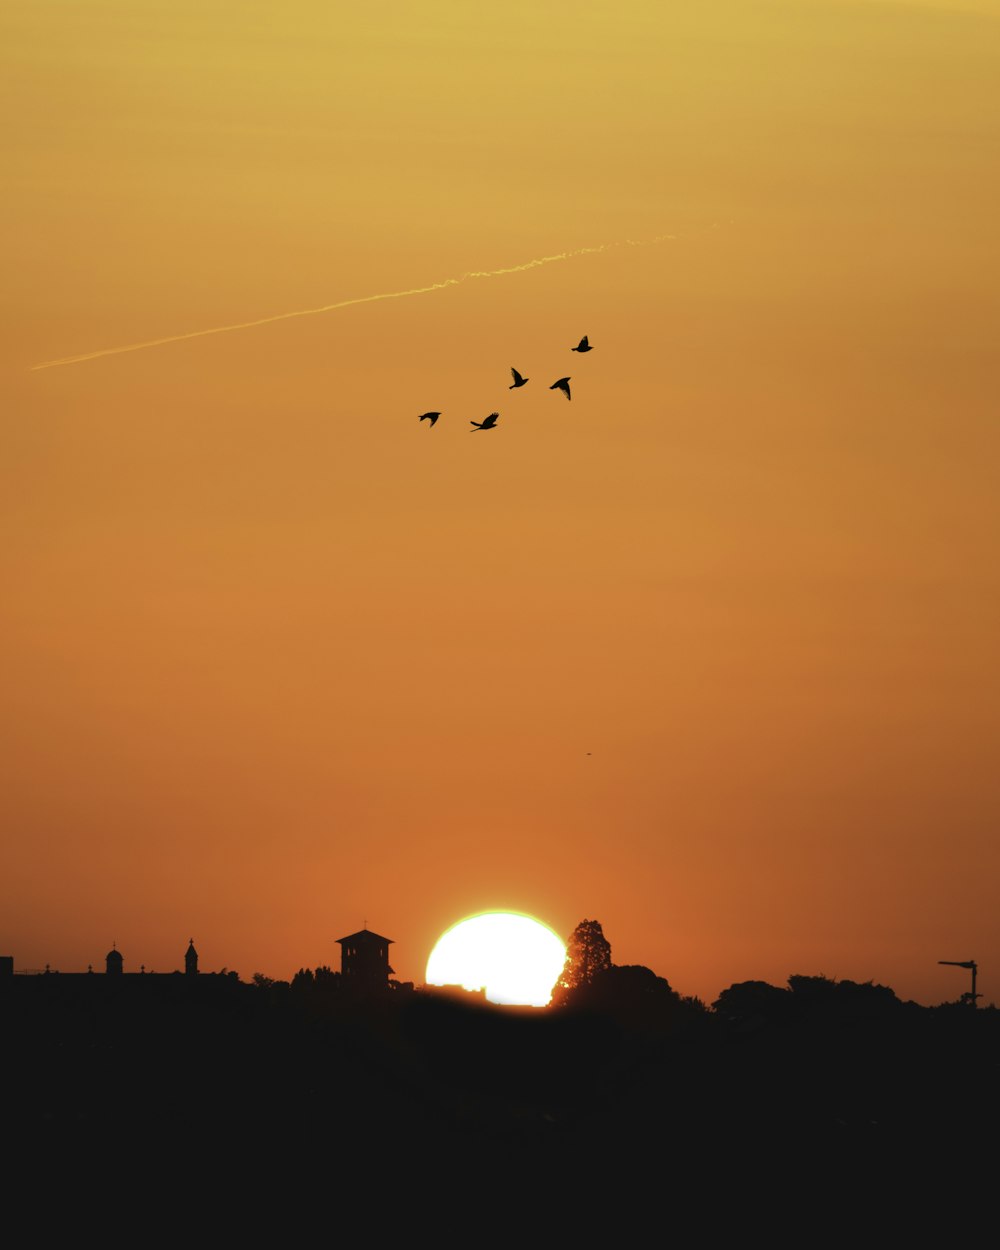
[{"x1": 549, "y1": 377, "x2": 572, "y2": 401}]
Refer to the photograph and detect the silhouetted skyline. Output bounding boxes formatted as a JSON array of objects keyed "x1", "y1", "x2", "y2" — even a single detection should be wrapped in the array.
[{"x1": 3, "y1": 918, "x2": 986, "y2": 1011}]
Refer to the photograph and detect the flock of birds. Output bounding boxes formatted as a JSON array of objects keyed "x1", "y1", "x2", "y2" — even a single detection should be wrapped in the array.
[{"x1": 417, "y1": 336, "x2": 593, "y2": 432}]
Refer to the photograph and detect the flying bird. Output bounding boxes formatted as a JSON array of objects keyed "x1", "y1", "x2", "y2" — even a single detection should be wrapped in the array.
[
  {"x1": 470, "y1": 412, "x2": 499, "y2": 431},
  {"x1": 418, "y1": 412, "x2": 441, "y2": 427},
  {"x1": 509, "y1": 368, "x2": 529, "y2": 389},
  {"x1": 550, "y1": 377, "x2": 572, "y2": 401},
  {"x1": 571, "y1": 336, "x2": 592, "y2": 353}
]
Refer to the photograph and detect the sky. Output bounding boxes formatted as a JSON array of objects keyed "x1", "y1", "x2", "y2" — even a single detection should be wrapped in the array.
[{"x1": 2, "y1": 1, "x2": 998, "y2": 1004}]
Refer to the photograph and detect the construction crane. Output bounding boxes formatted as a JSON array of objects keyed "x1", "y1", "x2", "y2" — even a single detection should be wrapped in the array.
[{"x1": 938, "y1": 959, "x2": 980, "y2": 1007}]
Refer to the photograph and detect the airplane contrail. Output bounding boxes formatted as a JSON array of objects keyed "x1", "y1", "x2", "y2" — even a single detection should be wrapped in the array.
[{"x1": 30, "y1": 234, "x2": 680, "y2": 371}]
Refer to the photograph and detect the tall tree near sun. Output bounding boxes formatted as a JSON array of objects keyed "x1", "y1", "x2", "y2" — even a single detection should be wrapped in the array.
[{"x1": 551, "y1": 920, "x2": 613, "y2": 1005}]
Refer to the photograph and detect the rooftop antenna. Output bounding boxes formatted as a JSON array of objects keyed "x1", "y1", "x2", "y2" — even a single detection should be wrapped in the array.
[{"x1": 938, "y1": 959, "x2": 979, "y2": 1007}]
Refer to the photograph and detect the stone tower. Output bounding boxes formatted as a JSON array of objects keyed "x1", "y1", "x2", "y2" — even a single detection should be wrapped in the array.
[{"x1": 336, "y1": 929, "x2": 393, "y2": 990}]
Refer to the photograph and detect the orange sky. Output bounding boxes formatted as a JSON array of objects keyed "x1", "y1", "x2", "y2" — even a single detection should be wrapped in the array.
[{"x1": 2, "y1": 1, "x2": 998, "y2": 1004}]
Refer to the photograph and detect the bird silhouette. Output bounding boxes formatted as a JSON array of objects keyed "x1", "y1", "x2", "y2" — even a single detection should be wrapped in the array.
[
  {"x1": 571, "y1": 336, "x2": 592, "y2": 353},
  {"x1": 418, "y1": 412, "x2": 440, "y2": 427},
  {"x1": 470, "y1": 412, "x2": 499, "y2": 431},
  {"x1": 509, "y1": 368, "x2": 529, "y2": 389},
  {"x1": 550, "y1": 377, "x2": 572, "y2": 401}
]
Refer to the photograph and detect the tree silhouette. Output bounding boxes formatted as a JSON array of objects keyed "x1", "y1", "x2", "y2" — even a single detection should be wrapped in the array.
[
  {"x1": 713, "y1": 980, "x2": 790, "y2": 1027},
  {"x1": 586, "y1": 963, "x2": 680, "y2": 1011},
  {"x1": 551, "y1": 919, "x2": 613, "y2": 1005}
]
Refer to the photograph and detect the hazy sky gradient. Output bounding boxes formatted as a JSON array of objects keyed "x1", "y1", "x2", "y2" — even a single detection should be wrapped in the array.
[{"x1": 2, "y1": 1, "x2": 998, "y2": 1003}]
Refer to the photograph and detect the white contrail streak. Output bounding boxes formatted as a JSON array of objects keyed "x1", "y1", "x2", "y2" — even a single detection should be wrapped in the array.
[{"x1": 30, "y1": 234, "x2": 678, "y2": 371}]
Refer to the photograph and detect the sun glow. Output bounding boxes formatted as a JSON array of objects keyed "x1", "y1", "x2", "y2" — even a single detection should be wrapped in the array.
[{"x1": 426, "y1": 913, "x2": 567, "y2": 1007}]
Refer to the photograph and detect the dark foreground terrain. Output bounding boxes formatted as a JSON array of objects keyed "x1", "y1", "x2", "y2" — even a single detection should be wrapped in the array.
[{"x1": 4, "y1": 972, "x2": 995, "y2": 1233}]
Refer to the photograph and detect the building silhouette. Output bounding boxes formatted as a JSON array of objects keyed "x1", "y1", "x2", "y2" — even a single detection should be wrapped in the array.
[
  {"x1": 5, "y1": 940, "x2": 212, "y2": 980},
  {"x1": 337, "y1": 928, "x2": 393, "y2": 990}
]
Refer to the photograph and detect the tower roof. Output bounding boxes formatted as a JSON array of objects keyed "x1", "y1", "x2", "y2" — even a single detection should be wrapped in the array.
[{"x1": 336, "y1": 928, "x2": 393, "y2": 946}]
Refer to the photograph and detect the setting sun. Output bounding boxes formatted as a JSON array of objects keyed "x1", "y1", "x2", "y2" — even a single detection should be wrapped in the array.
[{"x1": 426, "y1": 913, "x2": 567, "y2": 1006}]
